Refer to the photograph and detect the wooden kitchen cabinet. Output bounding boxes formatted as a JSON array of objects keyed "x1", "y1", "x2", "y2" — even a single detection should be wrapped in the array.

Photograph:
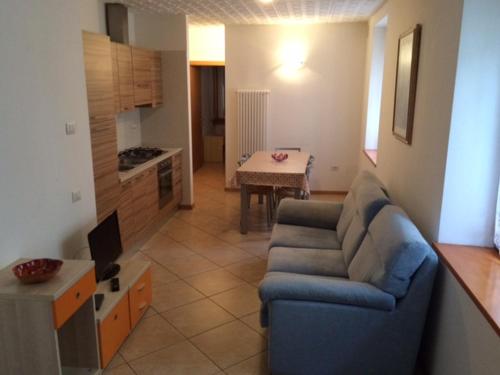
[
  {"x1": 83, "y1": 32, "x2": 120, "y2": 223},
  {"x1": 117, "y1": 180, "x2": 135, "y2": 251},
  {"x1": 132, "y1": 47, "x2": 153, "y2": 106},
  {"x1": 82, "y1": 32, "x2": 115, "y2": 119},
  {"x1": 116, "y1": 44, "x2": 135, "y2": 112},
  {"x1": 110, "y1": 43, "x2": 120, "y2": 113},
  {"x1": 152, "y1": 51, "x2": 163, "y2": 107}
]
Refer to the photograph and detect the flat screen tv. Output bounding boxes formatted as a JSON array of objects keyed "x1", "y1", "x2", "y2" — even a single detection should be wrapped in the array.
[{"x1": 88, "y1": 211, "x2": 122, "y2": 282}]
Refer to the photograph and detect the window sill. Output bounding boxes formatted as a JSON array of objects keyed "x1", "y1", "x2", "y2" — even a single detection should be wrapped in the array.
[
  {"x1": 433, "y1": 243, "x2": 500, "y2": 335},
  {"x1": 363, "y1": 149, "x2": 378, "y2": 166}
]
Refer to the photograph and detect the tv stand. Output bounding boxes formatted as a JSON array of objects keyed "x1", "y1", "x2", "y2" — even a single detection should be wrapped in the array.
[{"x1": 101, "y1": 263, "x2": 121, "y2": 281}]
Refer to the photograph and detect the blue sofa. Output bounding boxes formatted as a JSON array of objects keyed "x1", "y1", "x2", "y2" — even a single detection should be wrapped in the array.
[{"x1": 259, "y1": 172, "x2": 437, "y2": 375}]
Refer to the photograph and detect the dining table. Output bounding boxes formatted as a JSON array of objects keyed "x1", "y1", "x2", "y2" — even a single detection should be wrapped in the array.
[{"x1": 235, "y1": 150, "x2": 311, "y2": 234}]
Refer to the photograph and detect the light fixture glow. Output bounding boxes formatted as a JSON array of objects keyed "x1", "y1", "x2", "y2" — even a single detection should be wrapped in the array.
[
  {"x1": 260, "y1": 0, "x2": 274, "y2": 4},
  {"x1": 280, "y1": 41, "x2": 306, "y2": 71}
]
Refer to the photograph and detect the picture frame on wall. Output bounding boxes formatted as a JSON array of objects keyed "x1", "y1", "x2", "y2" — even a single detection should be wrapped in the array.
[{"x1": 392, "y1": 24, "x2": 422, "y2": 145}]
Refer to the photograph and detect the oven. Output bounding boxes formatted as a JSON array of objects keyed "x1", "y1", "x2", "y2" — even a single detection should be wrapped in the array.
[{"x1": 158, "y1": 158, "x2": 173, "y2": 209}]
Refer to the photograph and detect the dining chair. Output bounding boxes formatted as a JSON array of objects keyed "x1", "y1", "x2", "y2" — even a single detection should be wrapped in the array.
[{"x1": 275, "y1": 152, "x2": 315, "y2": 203}]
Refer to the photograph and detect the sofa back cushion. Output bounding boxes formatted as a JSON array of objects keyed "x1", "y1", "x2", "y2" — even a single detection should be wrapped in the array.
[
  {"x1": 341, "y1": 183, "x2": 390, "y2": 265},
  {"x1": 336, "y1": 192, "x2": 355, "y2": 242},
  {"x1": 350, "y1": 170, "x2": 388, "y2": 197},
  {"x1": 348, "y1": 205, "x2": 430, "y2": 298}
]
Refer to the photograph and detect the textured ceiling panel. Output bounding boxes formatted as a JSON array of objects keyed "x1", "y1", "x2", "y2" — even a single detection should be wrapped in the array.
[{"x1": 119, "y1": 0, "x2": 384, "y2": 25}]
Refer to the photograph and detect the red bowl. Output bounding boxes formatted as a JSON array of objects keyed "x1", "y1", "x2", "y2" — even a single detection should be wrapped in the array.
[
  {"x1": 272, "y1": 152, "x2": 289, "y2": 162},
  {"x1": 12, "y1": 259, "x2": 63, "y2": 284}
]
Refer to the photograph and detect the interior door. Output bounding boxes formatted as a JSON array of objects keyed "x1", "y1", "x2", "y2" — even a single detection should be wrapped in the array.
[{"x1": 190, "y1": 66, "x2": 204, "y2": 172}]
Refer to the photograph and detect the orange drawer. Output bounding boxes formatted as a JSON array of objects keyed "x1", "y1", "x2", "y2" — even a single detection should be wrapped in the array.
[
  {"x1": 53, "y1": 268, "x2": 96, "y2": 329},
  {"x1": 129, "y1": 267, "x2": 152, "y2": 329},
  {"x1": 99, "y1": 294, "x2": 131, "y2": 368}
]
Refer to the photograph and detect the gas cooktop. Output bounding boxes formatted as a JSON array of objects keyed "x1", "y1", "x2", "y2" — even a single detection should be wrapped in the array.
[{"x1": 118, "y1": 147, "x2": 165, "y2": 171}]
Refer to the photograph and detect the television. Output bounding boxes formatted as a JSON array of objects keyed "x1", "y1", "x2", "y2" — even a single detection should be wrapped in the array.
[{"x1": 88, "y1": 211, "x2": 122, "y2": 282}]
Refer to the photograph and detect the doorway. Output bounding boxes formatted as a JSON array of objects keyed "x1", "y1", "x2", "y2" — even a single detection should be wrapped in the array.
[{"x1": 190, "y1": 63, "x2": 225, "y2": 173}]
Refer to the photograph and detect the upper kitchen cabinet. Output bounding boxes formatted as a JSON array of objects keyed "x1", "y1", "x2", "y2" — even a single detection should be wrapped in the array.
[
  {"x1": 110, "y1": 43, "x2": 120, "y2": 114},
  {"x1": 82, "y1": 32, "x2": 115, "y2": 119},
  {"x1": 152, "y1": 51, "x2": 163, "y2": 107},
  {"x1": 132, "y1": 47, "x2": 153, "y2": 106},
  {"x1": 116, "y1": 44, "x2": 135, "y2": 112}
]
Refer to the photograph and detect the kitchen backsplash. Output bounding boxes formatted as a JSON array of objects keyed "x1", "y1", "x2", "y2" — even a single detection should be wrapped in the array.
[{"x1": 116, "y1": 110, "x2": 142, "y2": 151}]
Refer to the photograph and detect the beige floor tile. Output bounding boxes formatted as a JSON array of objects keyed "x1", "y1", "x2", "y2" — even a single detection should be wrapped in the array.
[
  {"x1": 225, "y1": 258, "x2": 268, "y2": 284},
  {"x1": 106, "y1": 352, "x2": 125, "y2": 369},
  {"x1": 163, "y1": 298, "x2": 235, "y2": 337},
  {"x1": 185, "y1": 269, "x2": 245, "y2": 296},
  {"x1": 236, "y1": 240, "x2": 270, "y2": 259},
  {"x1": 150, "y1": 262, "x2": 179, "y2": 286},
  {"x1": 191, "y1": 321, "x2": 266, "y2": 369},
  {"x1": 240, "y1": 312, "x2": 267, "y2": 337},
  {"x1": 152, "y1": 280, "x2": 205, "y2": 312},
  {"x1": 129, "y1": 340, "x2": 220, "y2": 375},
  {"x1": 119, "y1": 315, "x2": 184, "y2": 361},
  {"x1": 103, "y1": 363, "x2": 135, "y2": 375},
  {"x1": 189, "y1": 242, "x2": 254, "y2": 267},
  {"x1": 164, "y1": 254, "x2": 219, "y2": 278},
  {"x1": 142, "y1": 232, "x2": 197, "y2": 263},
  {"x1": 210, "y1": 284, "x2": 261, "y2": 317},
  {"x1": 224, "y1": 352, "x2": 269, "y2": 375}
]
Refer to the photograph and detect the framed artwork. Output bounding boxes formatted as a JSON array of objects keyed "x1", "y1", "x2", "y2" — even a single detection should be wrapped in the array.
[{"x1": 392, "y1": 24, "x2": 422, "y2": 144}]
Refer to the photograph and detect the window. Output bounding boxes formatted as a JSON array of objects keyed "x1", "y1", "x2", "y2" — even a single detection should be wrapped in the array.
[{"x1": 364, "y1": 16, "x2": 388, "y2": 166}]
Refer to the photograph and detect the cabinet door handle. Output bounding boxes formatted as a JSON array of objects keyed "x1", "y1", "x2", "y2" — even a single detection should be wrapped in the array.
[
  {"x1": 114, "y1": 314, "x2": 118, "y2": 321},
  {"x1": 75, "y1": 291, "x2": 81, "y2": 299},
  {"x1": 136, "y1": 283, "x2": 146, "y2": 292},
  {"x1": 138, "y1": 302, "x2": 147, "y2": 311}
]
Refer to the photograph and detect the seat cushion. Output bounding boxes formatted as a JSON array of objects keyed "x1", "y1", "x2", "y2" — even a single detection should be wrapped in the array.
[
  {"x1": 348, "y1": 205, "x2": 431, "y2": 298},
  {"x1": 269, "y1": 224, "x2": 341, "y2": 250},
  {"x1": 268, "y1": 247, "x2": 348, "y2": 277}
]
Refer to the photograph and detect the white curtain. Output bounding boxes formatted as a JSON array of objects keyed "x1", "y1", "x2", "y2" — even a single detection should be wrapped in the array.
[{"x1": 496, "y1": 179, "x2": 500, "y2": 250}]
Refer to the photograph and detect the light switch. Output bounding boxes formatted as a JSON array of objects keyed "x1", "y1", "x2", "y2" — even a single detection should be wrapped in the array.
[
  {"x1": 72, "y1": 190, "x2": 82, "y2": 203},
  {"x1": 65, "y1": 121, "x2": 76, "y2": 135}
]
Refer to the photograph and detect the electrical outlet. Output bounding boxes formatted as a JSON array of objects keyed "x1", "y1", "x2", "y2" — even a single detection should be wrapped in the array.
[
  {"x1": 330, "y1": 166, "x2": 340, "y2": 171},
  {"x1": 65, "y1": 121, "x2": 76, "y2": 135},
  {"x1": 72, "y1": 190, "x2": 81, "y2": 203}
]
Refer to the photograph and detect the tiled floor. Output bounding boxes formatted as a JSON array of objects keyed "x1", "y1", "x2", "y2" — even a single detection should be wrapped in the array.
[{"x1": 105, "y1": 163, "x2": 343, "y2": 375}]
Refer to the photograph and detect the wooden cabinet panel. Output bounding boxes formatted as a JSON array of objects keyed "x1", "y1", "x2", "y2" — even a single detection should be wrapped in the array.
[
  {"x1": 98, "y1": 294, "x2": 130, "y2": 368},
  {"x1": 129, "y1": 268, "x2": 152, "y2": 329},
  {"x1": 152, "y1": 51, "x2": 163, "y2": 107},
  {"x1": 88, "y1": 116, "x2": 120, "y2": 222},
  {"x1": 116, "y1": 44, "x2": 135, "y2": 112},
  {"x1": 82, "y1": 32, "x2": 114, "y2": 119},
  {"x1": 118, "y1": 181, "x2": 135, "y2": 251},
  {"x1": 111, "y1": 43, "x2": 120, "y2": 114},
  {"x1": 132, "y1": 47, "x2": 153, "y2": 106}
]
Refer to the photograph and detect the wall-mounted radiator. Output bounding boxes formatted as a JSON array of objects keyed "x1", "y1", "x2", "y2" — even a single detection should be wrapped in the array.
[{"x1": 237, "y1": 89, "x2": 270, "y2": 156}]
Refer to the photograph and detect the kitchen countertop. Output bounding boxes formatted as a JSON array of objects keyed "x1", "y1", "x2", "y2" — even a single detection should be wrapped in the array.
[{"x1": 118, "y1": 148, "x2": 182, "y2": 183}]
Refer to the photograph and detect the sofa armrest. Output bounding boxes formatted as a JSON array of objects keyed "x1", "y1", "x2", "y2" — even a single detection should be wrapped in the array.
[
  {"x1": 276, "y1": 199, "x2": 343, "y2": 230},
  {"x1": 259, "y1": 272, "x2": 395, "y2": 312}
]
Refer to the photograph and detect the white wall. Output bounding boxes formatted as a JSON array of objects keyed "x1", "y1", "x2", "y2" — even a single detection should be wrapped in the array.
[
  {"x1": 0, "y1": 0, "x2": 97, "y2": 266},
  {"x1": 358, "y1": 0, "x2": 464, "y2": 240},
  {"x1": 79, "y1": 0, "x2": 142, "y2": 150},
  {"x1": 225, "y1": 23, "x2": 367, "y2": 191},
  {"x1": 438, "y1": 0, "x2": 500, "y2": 247},
  {"x1": 359, "y1": 1, "x2": 500, "y2": 374},
  {"x1": 189, "y1": 24, "x2": 225, "y2": 62},
  {"x1": 134, "y1": 12, "x2": 194, "y2": 206}
]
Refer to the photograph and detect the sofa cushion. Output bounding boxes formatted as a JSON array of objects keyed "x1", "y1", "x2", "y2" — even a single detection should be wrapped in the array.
[
  {"x1": 341, "y1": 182, "x2": 391, "y2": 265},
  {"x1": 269, "y1": 224, "x2": 341, "y2": 250},
  {"x1": 336, "y1": 192, "x2": 355, "y2": 243},
  {"x1": 268, "y1": 247, "x2": 348, "y2": 277},
  {"x1": 350, "y1": 170, "x2": 388, "y2": 196},
  {"x1": 348, "y1": 205, "x2": 430, "y2": 298}
]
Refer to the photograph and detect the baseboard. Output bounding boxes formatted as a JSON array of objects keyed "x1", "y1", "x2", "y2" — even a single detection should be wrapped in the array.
[
  {"x1": 310, "y1": 190, "x2": 348, "y2": 195},
  {"x1": 179, "y1": 203, "x2": 195, "y2": 210}
]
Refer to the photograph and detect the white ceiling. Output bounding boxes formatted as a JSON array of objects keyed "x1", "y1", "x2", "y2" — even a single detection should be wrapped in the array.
[{"x1": 119, "y1": 0, "x2": 384, "y2": 25}]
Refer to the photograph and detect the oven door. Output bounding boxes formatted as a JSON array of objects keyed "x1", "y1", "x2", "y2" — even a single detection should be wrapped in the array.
[{"x1": 158, "y1": 168, "x2": 173, "y2": 209}]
